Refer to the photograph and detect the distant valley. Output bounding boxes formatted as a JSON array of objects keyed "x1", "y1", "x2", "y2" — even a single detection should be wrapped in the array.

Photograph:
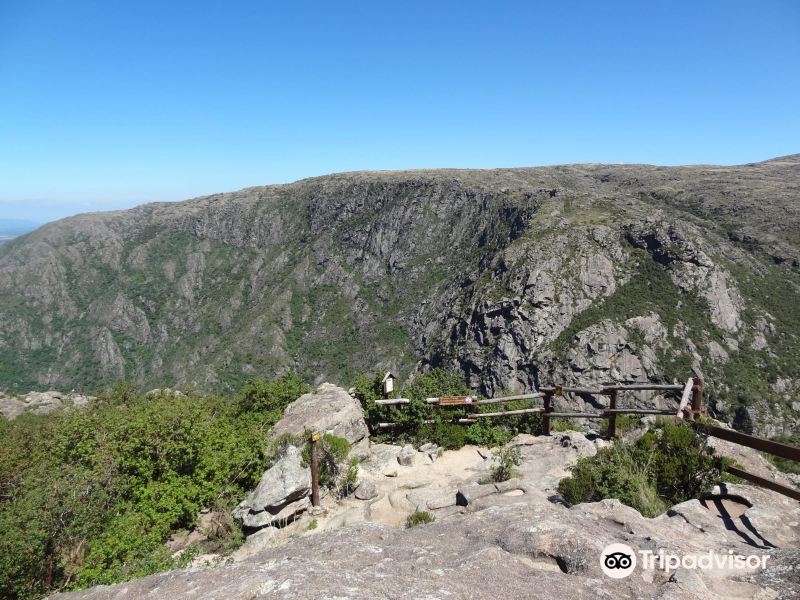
[{"x1": 0, "y1": 218, "x2": 40, "y2": 243}]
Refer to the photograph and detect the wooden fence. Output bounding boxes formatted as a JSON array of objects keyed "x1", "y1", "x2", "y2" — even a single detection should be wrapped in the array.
[
  {"x1": 375, "y1": 378, "x2": 700, "y2": 436},
  {"x1": 372, "y1": 377, "x2": 800, "y2": 502}
]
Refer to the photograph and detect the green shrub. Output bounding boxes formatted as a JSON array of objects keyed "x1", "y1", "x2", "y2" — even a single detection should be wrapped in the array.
[
  {"x1": 490, "y1": 444, "x2": 522, "y2": 482},
  {"x1": 353, "y1": 370, "x2": 540, "y2": 450},
  {"x1": 416, "y1": 422, "x2": 467, "y2": 449},
  {"x1": 0, "y1": 374, "x2": 310, "y2": 599},
  {"x1": 306, "y1": 518, "x2": 318, "y2": 531},
  {"x1": 769, "y1": 432, "x2": 800, "y2": 475},
  {"x1": 236, "y1": 373, "x2": 309, "y2": 422},
  {"x1": 340, "y1": 459, "x2": 359, "y2": 498},
  {"x1": 301, "y1": 433, "x2": 351, "y2": 489},
  {"x1": 405, "y1": 510, "x2": 435, "y2": 528},
  {"x1": 551, "y1": 418, "x2": 576, "y2": 432},
  {"x1": 557, "y1": 422, "x2": 728, "y2": 517},
  {"x1": 604, "y1": 414, "x2": 640, "y2": 436},
  {"x1": 464, "y1": 420, "x2": 514, "y2": 447}
]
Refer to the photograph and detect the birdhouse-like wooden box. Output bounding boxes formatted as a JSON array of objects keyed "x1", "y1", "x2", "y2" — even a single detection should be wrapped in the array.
[{"x1": 381, "y1": 371, "x2": 396, "y2": 397}]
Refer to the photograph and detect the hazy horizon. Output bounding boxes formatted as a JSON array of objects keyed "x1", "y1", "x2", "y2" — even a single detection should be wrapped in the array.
[{"x1": 1, "y1": 0, "x2": 799, "y2": 222}]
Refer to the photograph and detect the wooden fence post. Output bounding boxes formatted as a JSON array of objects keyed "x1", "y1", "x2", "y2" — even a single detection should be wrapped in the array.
[
  {"x1": 310, "y1": 430, "x2": 321, "y2": 507},
  {"x1": 608, "y1": 390, "x2": 618, "y2": 438},
  {"x1": 691, "y1": 378, "x2": 703, "y2": 421},
  {"x1": 542, "y1": 391, "x2": 553, "y2": 435}
]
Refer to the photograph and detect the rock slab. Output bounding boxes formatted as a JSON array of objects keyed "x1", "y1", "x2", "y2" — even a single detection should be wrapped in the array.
[{"x1": 269, "y1": 383, "x2": 369, "y2": 444}]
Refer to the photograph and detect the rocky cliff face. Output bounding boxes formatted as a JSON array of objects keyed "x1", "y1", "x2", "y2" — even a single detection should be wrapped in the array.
[{"x1": 1, "y1": 157, "x2": 799, "y2": 434}]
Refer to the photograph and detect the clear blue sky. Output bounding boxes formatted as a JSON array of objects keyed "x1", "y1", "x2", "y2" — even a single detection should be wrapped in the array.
[{"x1": 1, "y1": 1, "x2": 798, "y2": 222}]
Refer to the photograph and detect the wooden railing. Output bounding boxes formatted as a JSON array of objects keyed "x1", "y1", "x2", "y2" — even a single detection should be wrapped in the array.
[
  {"x1": 374, "y1": 379, "x2": 699, "y2": 436},
  {"x1": 371, "y1": 377, "x2": 800, "y2": 502}
]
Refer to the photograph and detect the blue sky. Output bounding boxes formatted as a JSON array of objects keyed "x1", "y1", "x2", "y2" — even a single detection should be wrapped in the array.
[{"x1": 1, "y1": 1, "x2": 798, "y2": 222}]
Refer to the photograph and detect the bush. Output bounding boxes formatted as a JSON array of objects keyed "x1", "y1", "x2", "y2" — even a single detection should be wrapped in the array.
[
  {"x1": 464, "y1": 420, "x2": 513, "y2": 447},
  {"x1": 415, "y1": 422, "x2": 467, "y2": 450},
  {"x1": 557, "y1": 422, "x2": 728, "y2": 517},
  {"x1": 405, "y1": 510, "x2": 435, "y2": 528},
  {"x1": 236, "y1": 373, "x2": 309, "y2": 422},
  {"x1": 340, "y1": 459, "x2": 359, "y2": 498},
  {"x1": 301, "y1": 433, "x2": 351, "y2": 490},
  {"x1": 490, "y1": 445, "x2": 522, "y2": 482},
  {"x1": 551, "y1": 418, "x2": 576, "y2": 432},
  {"x1": 769, "y1": 432, "x2": 800, "y2": 475},
  {"x1": 0, "y1": 374, "x2": 310, "y2": 599},
  {"x1": 353, "y1": 370, "x2": 541, "y2": 450}
]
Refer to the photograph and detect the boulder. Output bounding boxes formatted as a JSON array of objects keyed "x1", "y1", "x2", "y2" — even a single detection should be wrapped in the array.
[
  {"x1": 243, "y1": 497, "x2": 310, "y2": 529},
  {"x1": 361, "y1": 443, "x2": 401, "y2": 476},
  {"x1": 249, "y1": 446, "x2": 311, "y2": 512},
  {"x1": 354, "y1": 479, "x2": 378, "y2": 501},
  {"x1": 269, "y1": 383, "x2": 368, "y2": 444},
  {"x1": 397, "y1": 444, "x2": 416, "y2": 466},
  {"x1": 456, "y1": 483, "x2": 498, "y2": 506},
  {"x1": 231, "y1": 527, "x2": 279, "y2": 561},
  {"x1": 0, "y1": 390, "x2": 96, "y2": 420}
]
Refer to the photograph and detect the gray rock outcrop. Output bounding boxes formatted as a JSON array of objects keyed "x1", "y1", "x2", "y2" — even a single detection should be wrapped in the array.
[
  {"x1": 269, "y1": 383, "x2": 368, "y2": 444},
  {"x1": 397, "y1": 444, "x2": 416, "y2": 466},
  {"x1": 234, "y1": 446, "x2": 311, "y2": 530},
  {"x1": 0, "y1": 390, "x2": 95, "y2": 420},
  {"x1": 54, "y1": 481, "x2": 800, "y2": 600}
]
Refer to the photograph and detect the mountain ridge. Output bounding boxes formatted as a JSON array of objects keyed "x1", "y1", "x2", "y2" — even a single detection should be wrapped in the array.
[{"x1": 1, "y1": 156, "x2": 799, "y2": 435}]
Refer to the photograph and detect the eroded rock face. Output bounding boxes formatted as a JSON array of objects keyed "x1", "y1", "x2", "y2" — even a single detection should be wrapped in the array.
[
  {"x1": 269, "y1": 383, "x2": 368, "y2": 444},
  {"x1": 3, "y1": 160, "x2": 799, "y2": 435},
  {"x1": 234, "y1": 446, "x2": 311, "y2": 530},
  {"x1": 54, "y1": 481, "x2": 800, "y2": 600},
  {"x1": 624, "y1": 218, "x2": 744, "y2": 333}
]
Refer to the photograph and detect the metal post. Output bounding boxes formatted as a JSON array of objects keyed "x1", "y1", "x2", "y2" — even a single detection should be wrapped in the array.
[
  {"x1": 608, "y1": 390, "x2": 618, "y2": 439},
  {"x1": 542, "y1": 391, "x2": 553, "y2": 436},
  {"x1": 310, "y1": 430, "x2": 320, "y2": 507},
  {"x1": 691, "y1": 378, "x2": 703, "y2": 421}
]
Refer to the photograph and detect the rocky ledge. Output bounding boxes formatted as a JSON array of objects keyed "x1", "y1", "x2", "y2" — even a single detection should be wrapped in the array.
[
  {"x1": 54, "y1": 481, "x2": 800, "y2": 600},
  {"x1": 0, "y1": 390, "x2": 95, "y2": 420},
  {"x1": 50, "y1": 384, "x2": 800, "y2": 599}
]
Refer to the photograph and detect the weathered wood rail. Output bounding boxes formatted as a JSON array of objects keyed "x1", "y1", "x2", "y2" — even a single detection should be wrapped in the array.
[
  {"x1": 371, "y1": 376, "x2": 800, "y2": 502},
  {"x1": 375, "y1": 379, "x2": 699, "y2": 437}
]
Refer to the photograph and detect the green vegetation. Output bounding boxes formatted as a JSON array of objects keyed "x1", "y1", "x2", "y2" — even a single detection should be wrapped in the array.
[
  {"x1": 352, "y1": 369, "x2": 541, "y2": 449},
  {"x1": 603, "y1": 414, "x2": 641, "y2": 437},
  {"x1": 768, "y1": 432, "x2": 800, "y2": 475},
  {"x1": 489, "y1": 444, "x2": 522, "y2": 482},
  {"x1": 301, "y1": 433, "x2": 354, "y2": 495},
  {"x1": 405, "y1": 510, "x2": 435, "y2": 528},
  {"x1": 0, "y1": 374, "x2": 307, "y2": 600},
  {"x1": 557, "y1": 422, "x2": 730, "y2": 517}
]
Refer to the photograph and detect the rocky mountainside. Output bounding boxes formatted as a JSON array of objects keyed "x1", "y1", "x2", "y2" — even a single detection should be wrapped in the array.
[
  {"x1": 51, "y1": 384, "x2": 800, "y2": 600},
  {"x1": 1, "y1": 156, "x2": 799, "y2": 434}
]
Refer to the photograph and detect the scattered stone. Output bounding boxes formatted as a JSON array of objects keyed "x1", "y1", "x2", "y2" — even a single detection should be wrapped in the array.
[
  {"x1": 456, "y1": 483, "x2": 498, "y2": 506},
  {"x1": 0, "y1": 390, "x2": 96, "y2": 420},
  {"x1": 397, "y1": 444, "x2": 416, "y2": 466},
  {"x1": 354, "y1": 480, "x2": 378, "y2": 501}
]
